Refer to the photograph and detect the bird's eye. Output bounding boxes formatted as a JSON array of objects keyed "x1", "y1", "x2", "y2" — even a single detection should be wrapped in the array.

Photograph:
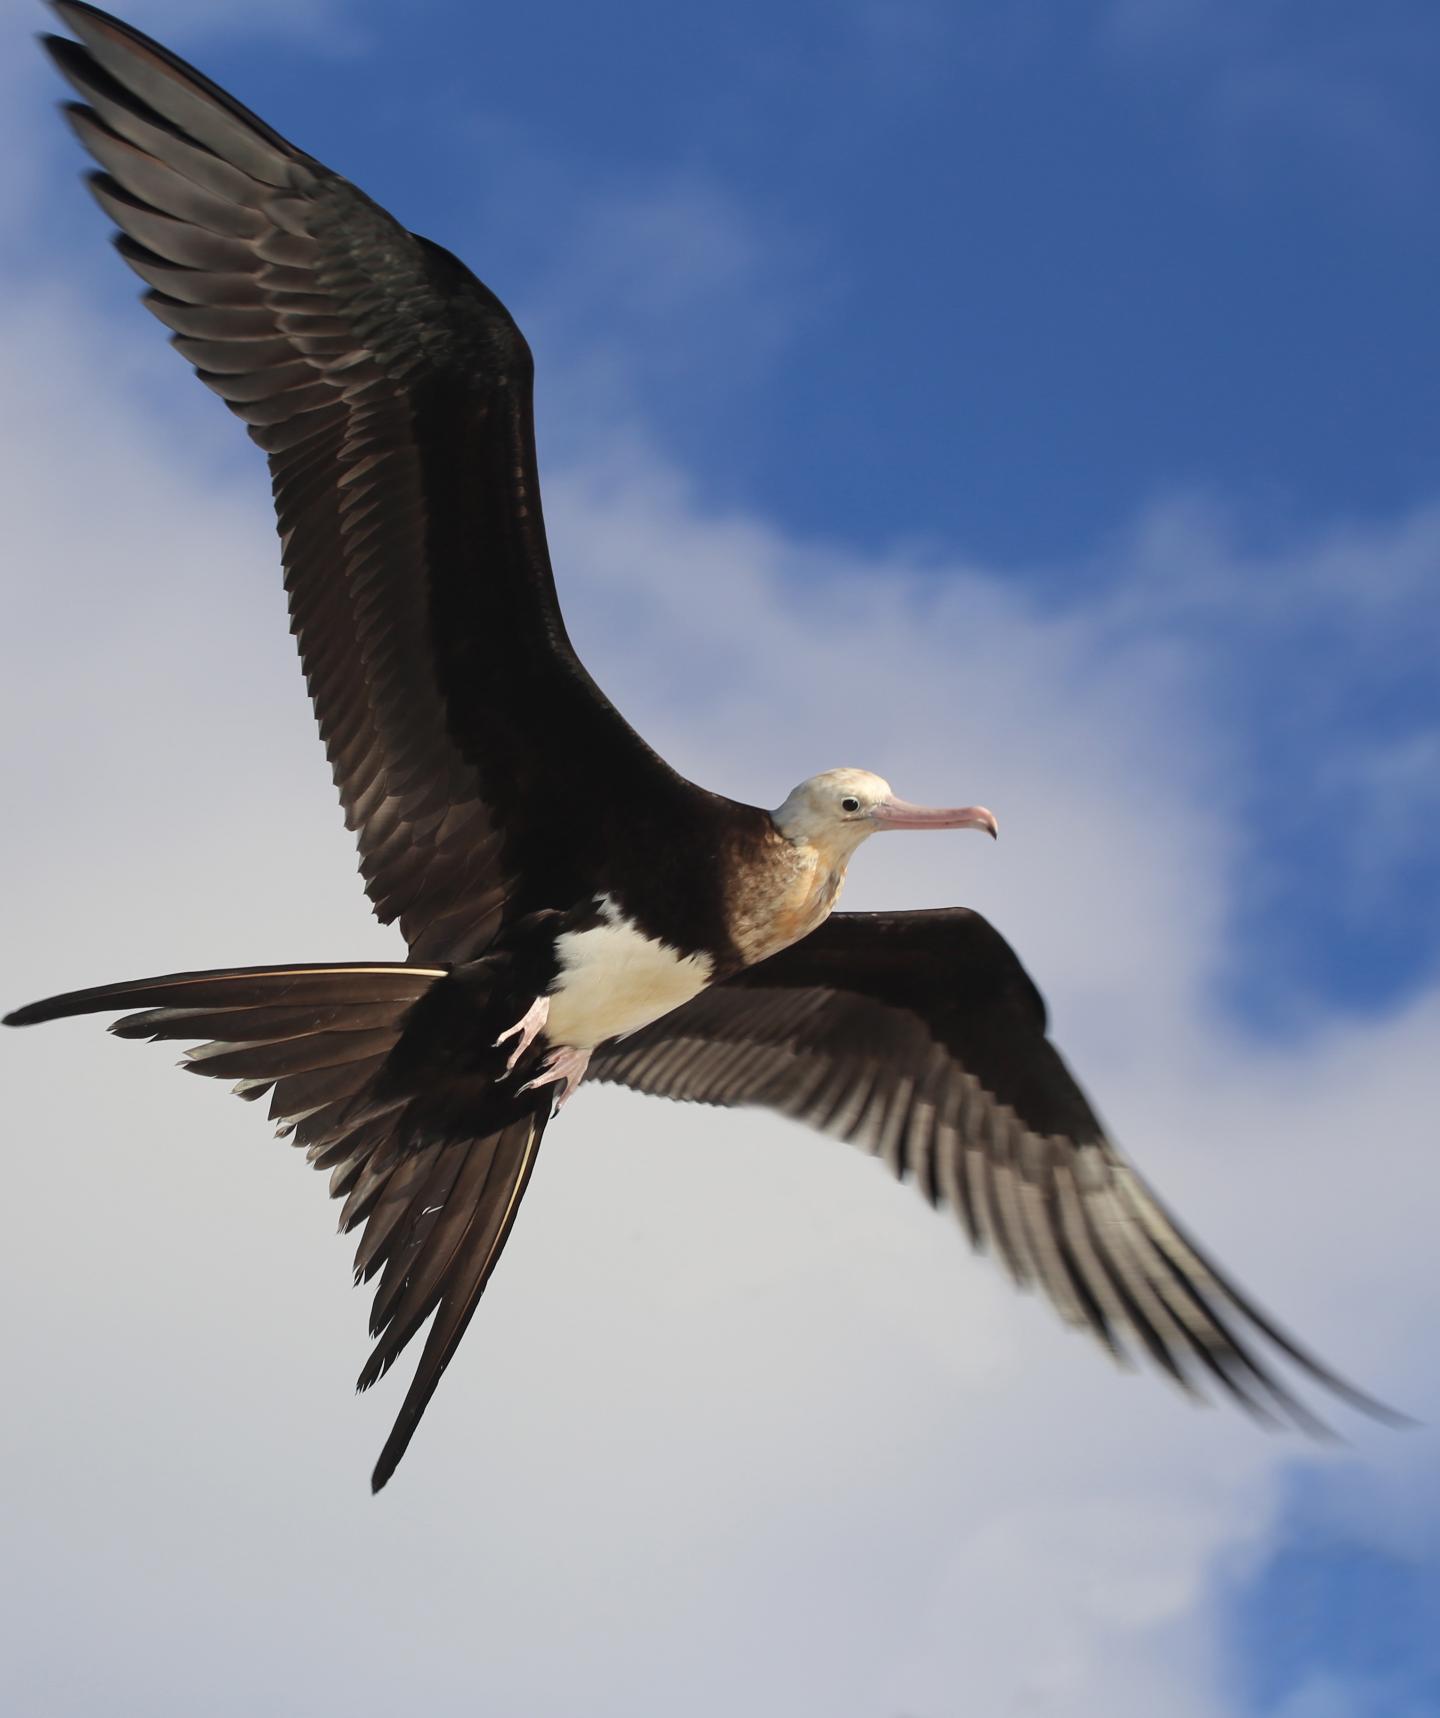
[{"x1": 841, "y1": 796, "x2": 860, "y2": 813}]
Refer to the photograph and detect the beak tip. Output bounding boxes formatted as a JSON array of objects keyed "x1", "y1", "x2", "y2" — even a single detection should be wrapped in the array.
[{"x1": 872, "y1": 799, "x2": 999, "y2": 837}]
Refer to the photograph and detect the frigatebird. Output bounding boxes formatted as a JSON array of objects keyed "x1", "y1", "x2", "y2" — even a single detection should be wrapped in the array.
[{"x1": 6, "y1": 3, "x2": 1397, "y2": 1491}]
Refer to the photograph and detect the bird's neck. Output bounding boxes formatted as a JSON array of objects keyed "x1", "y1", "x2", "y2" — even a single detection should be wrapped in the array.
[{"x1": 725, "y1": 827, "x2": 851, "y2": 968}]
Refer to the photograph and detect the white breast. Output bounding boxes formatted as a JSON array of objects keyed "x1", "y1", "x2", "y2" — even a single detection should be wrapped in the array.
[{"x1": 545, "y1": 903, "x2": 713, "y2": 1051}]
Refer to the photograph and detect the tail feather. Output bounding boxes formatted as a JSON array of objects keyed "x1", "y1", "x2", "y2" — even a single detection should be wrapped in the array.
[
  {"x1": 339, "y1": 1137, "x2": 423, "y2": 1240},
  {"x1": 4, "y1": 962, "x2": 443, "y2": 1028},
  {"x1": 368, "y1": 1111, "x2": 545, "y2": 1493},
  {"x1": 7, "y1": 962, "x2": 444, "y2": 1133},
  {"x1": 181, "y1": 1026, "x2": 402, "y2": 1079},
  {"x1": 112, "y1": 999, "x2": 414, "y2": 1041}
]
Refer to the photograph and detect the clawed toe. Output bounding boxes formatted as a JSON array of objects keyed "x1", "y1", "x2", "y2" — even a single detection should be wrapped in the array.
[
  {"x1": 519, "y1": 1045, "x2": 592, "y2": 1112},
  {"x1": 494, "y1": 995, "x2": 550, "y2": 1075}
]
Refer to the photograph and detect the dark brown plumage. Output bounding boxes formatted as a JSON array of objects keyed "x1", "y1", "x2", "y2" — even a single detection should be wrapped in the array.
[{"x1": 5, "y1": 4, "x2": 1400, "y2": 1491}]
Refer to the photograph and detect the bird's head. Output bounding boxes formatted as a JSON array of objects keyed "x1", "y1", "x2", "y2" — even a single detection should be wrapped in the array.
[{"x1": 772, "y1": 768, "x2": 997, "y2": 862}]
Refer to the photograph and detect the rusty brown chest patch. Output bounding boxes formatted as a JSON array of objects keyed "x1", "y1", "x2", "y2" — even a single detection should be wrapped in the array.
[{"x1": 725, "y1": 828, "x2": 849, "y2": 967}]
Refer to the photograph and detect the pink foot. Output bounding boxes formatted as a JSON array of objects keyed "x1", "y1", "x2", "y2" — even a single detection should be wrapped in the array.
[
  {"x1": 519, "y1": 1045, "x2": 592, "y2": 1112},
  {"x1": 495, "y1": 994, "x2": 550, "y2": 1075}
]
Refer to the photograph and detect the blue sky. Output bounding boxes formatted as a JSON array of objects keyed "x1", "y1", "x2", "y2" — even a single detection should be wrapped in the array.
[
  {"x1": 2, "y1": 2, "x2": 1436, "y2": 1714},
  {"x1": 1222, "y1": 1462, "x2": 1440, "y2": 1716}
]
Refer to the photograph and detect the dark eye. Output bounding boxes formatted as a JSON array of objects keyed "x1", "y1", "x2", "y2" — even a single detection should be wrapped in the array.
[{"x1": 841, "y1": 796, "x2": 860, "y2": 813}]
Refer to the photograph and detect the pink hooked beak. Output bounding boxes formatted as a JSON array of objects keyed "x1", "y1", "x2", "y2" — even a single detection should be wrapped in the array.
[{"x1": 871, "y1": 797, "x2": 998, "y2": 838}]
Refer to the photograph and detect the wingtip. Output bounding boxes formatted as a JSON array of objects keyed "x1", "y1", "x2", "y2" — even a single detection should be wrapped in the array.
[
  {"x1": 1259, "y1": 1327, "x2": 1416, "y2": 1433},
  {"x1": 1261, "y1": 1343, "x2": 1415, "y2": 1435},
  {"x1": 1347, "y1": 1394, "x2": 1420, "y2": 1433},
  {"x1": 46, "y1": 2, "x2": 116, "y2": 46},
  {"x1": 50, "y1": 2, "x2": 123, "y2": 33}
]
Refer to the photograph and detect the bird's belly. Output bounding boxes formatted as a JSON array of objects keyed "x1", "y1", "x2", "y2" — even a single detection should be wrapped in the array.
[{"x1": 545, "y1": 914, "x2": 714, "y2": 1050}]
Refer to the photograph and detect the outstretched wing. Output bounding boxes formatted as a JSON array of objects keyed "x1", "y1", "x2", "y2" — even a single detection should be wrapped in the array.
[
  {"x1": 7, "y1": 962, "x2": 548, "y2": 1490},
  {"x1": 46, "y1": 2, "x2": 715, "y2": 962},
  {"x1": 590, "y1": 908, "x2": 1398, "y2": 1430}
]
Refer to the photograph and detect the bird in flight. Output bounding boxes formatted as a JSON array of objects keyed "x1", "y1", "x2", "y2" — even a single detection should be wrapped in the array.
[{"x1": 7, "y1": 3, "x2": 1397, "y2": 1491}]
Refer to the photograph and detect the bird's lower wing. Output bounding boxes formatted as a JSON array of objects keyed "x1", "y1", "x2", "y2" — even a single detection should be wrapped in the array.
[{"x1": 589, "y1": 909, "x2": 1401, "y2": 1431}]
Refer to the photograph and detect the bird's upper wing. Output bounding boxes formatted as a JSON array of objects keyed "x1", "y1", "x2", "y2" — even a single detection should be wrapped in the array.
[
  {"x1": 590, "y1": 908, "x2": 1396, "y2": 1430},
  {"x1": 46, "y1": 3, "x2": 713, "y2": 961}
]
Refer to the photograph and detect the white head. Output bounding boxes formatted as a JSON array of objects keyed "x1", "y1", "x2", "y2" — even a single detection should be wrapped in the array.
[{"x1": 772, "y1": 767, "x2": 997, "y2": 861}]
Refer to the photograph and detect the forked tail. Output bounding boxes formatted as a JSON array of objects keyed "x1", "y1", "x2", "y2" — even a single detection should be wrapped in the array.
[{"x1": 5, "y1": 959, "x2": 552, "y2": 1490}]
